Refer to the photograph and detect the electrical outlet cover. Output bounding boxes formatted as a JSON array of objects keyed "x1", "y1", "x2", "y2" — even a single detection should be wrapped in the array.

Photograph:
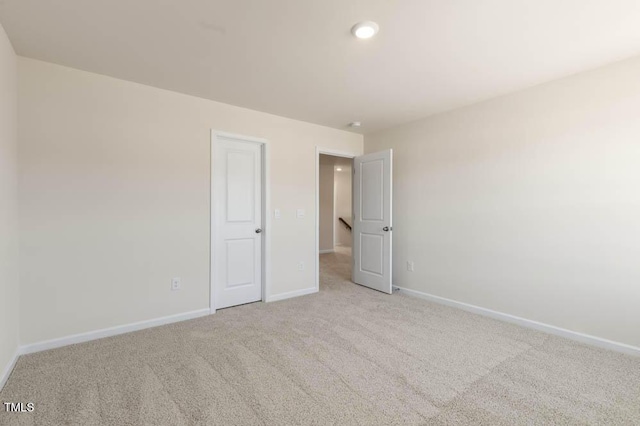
[{"x1": 171, "y1": 277, "x2": 181, "y2": 290}]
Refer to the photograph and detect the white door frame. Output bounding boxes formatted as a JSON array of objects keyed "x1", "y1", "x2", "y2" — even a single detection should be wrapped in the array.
[
  {"x1": 211, "y1": 130, "x2": 270, "y2": 314},
  {"x1": 315, "y1": 147, "x2": 358, "y2": 291}
]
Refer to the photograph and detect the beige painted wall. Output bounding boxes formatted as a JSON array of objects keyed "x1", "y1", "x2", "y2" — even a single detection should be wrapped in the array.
[
  {"x1": 334, "y1": 165, "x2": 352, "y2": 247},
  {"x1": 0, "y1": 23, "x2": 19, "y2": 380},
  {"x1": 366, "y1": 55, "x2": 640, "y2": 348},
  {"x1": 18, "y1": 58, "x2": 363, "y2": 345},
  {"x1": 318, "y1": 163, "x2": 334, "y2": 252}
]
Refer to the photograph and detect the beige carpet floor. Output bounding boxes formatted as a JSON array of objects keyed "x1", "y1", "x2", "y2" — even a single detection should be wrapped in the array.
[{"x1": 1, "y1": 246, "x2": 639, "y2": 425}]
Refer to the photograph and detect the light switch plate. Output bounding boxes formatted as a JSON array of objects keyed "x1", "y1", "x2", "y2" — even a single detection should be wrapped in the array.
[
  {"x1": 274, "y1": 209, "x2": 281, "y2": 219},
  {"x1": 296, "y1": 208, "x2": 305, "y2": 219}
]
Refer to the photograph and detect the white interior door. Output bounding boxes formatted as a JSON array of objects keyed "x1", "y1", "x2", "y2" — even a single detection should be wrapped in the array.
[
  {"x1": 213, "y1": 136, "x2": 263, "y2": 309},
  {"x1": 352, "y1": 149, "x2": 393, "y2": 294}
]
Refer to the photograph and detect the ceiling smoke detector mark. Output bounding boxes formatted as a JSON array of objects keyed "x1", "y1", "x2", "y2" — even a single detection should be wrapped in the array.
[
  {"x1": 349, "y1": 121, "x2": 362, "y2": 128},
  {"x1": 198, "y1": 21, "x2": 227, "y2": 35}
]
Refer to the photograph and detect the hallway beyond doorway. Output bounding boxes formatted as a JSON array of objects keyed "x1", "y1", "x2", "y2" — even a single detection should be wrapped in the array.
[{"x1": 319, "y1": 246, "x2": 352, "y2": 290}]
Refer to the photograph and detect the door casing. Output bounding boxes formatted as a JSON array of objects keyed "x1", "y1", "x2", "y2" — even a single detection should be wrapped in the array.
[{"x1": 210, "y1": 130, "x2": 270, "y2": 314}]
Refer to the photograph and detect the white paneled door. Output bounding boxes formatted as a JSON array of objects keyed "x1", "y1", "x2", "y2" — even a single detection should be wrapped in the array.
[
  {"x1": 353, "y1": 150, "x2": 393, "y2": 294},
  {"x1": 213, "y1": 135, "x2": 263, "y2": 309}
]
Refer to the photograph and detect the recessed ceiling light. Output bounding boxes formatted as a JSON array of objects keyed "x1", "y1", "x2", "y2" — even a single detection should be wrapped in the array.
[
  {"x1": 351, "y1": 21, "x2": 379, "y2": 39},
  {"x1": 349, "y1": 121, "x2": 362, "y2": 128},
  {"x1": 336, "y1": 167, "x2": 343, "y2": 172}
]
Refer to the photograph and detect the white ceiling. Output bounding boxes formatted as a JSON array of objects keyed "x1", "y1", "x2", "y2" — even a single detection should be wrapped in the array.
[{"x1": 2, "y1": 0, "x2": 640, "y2": 134}]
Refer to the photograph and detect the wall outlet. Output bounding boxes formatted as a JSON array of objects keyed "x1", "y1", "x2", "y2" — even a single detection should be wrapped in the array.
[
  {"x1": 296, "y1": 208, "x2": 305, "y2": 219},
  {"x1": 274, "y1": 209, "x2": 281, "y2": 219},
  {"x1": 406, "y1": 261, "x2": 414, "y2": 272},
  {"x1": 171, "y1": 277, "x2": 181, "y2": 291},
  {"x1": 297, "y1": 261, "x2": 305, "y2": 271}
]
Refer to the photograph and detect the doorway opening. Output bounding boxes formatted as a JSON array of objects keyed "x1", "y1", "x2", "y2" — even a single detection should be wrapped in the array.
[
  {"x1": 318, "y1": 153, "x2": 354, "y2": 290},
  {"x1": 316, "y1": 147, "x2": 394, "y2": 295}
]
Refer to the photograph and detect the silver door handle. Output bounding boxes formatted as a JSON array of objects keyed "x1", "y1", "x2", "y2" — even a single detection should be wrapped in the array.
[{"x1": 255, "y1": 228, "x2": 263, "y2": 233}]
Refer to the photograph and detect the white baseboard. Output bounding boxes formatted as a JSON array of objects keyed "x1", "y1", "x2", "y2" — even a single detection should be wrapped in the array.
[
  {"x1": 0, "y1": 349, "x2": 20, "y2": 392},
  {"x1": 19, "y1": 308, "x2": 210, "y2": 356},
  {"x1": 395, "y1": 286, "x2": 640, "y2": 357},
  {"x1": 319, "y1": 249, "x2": 334, "y2": 254},
  {"x1": 266, "y1": 287, "x2": 318, "y2": 303}
]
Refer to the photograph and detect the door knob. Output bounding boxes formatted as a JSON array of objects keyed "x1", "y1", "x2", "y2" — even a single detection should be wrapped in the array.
[
  {"x1": 255, "y1": 228, "x2": 263, "y2": 233},
  {"x1": 383, "y1": 226, "x2": 389, "y2": 232}
]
